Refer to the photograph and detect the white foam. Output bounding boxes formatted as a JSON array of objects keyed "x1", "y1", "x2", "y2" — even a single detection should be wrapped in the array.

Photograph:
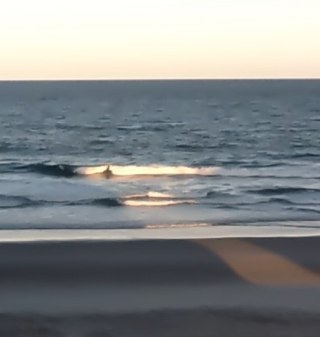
[
  {"x1": 122, "y1": 191, "x2": 187, "y2": 206},
  {"x1": 147, "y1": 191, "x2": 174, "y2": 198},
  {"x1": 146, "y1": 223, "x2": 209, "y2": 229},
  {"x1": 76, "y1": 164, "x2": 218, "y2": 177},
  {"x1": 75, "y1": 165, "x2": 109, "y2": 175},
  {"x1": 123, "y1": 191, "x2": 174, "y2": 199},
  {"x1": 0, "y1": 223, "x2": 320, "y2": 242},
  {"x1": 123, "y1": 200, "x2": 195, "y2": 207}
]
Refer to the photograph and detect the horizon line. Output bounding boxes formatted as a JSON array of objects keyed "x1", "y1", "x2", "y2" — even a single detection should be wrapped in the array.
[{"x1": 1, "y1": 77, "x2": 320, "y2": 82}]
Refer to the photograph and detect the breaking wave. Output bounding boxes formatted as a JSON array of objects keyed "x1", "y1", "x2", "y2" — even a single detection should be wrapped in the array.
[
  {"x1": 0, "y1": 191, "x2": 194, "y2": 209},
  {"x1": 123, "y1": 199, "x2": 195, "y2": 207},
  {"x1": 123, "y1": 192, "x2": 174, "y2": 199},
  {"x1": 17, "y1": 163, "x2": 77, "y2": 177},
  {"x1": 12, "y1": 162, "x2": 218, "y2": 178},
  {"x1": 75, "y1": 164, "x2": 218, "y2": 177},
  {"x1": 123, "y1": 191, "x2": 195, "y2": 207}
]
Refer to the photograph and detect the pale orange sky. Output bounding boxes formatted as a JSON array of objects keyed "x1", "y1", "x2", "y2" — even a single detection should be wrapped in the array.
[{"x1": 1, "y1": 0, "x2": 320, "y2": 80}]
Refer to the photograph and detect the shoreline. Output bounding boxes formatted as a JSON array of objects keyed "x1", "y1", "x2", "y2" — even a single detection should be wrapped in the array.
[{"x1": 0, "y1": 221, "x2": 320, "y2": 243}]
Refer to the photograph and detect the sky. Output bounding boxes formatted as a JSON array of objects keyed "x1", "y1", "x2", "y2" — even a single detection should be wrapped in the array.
[{"x1": 1, "y1": 0, "x2": 320, "y2": 80}]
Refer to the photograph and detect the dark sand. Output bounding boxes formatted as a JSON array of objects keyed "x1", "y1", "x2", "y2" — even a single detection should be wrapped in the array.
[
  {"x1": 0, "y1": 310, "x2": 320, "y2": 337},
  {"x1": 0, "y1": 236, "x2": 319, "y2": 336}
]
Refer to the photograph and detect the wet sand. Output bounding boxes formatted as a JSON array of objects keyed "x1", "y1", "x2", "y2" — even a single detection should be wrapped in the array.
[{"x1": 0, "y1": 236, "x2": 319, "y2": 336}]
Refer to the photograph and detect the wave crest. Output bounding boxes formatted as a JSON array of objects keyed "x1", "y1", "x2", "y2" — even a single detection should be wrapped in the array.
[
  {"x1": 250, "y1": 187, "x2": 320, "y2": 196},
  {"x1": 76, "y1": 164, "x2": 219, "y2": 177},
  {"x1": 123, "y1": 199, "x2": 195, "y2": 207},
  {"x1": 10, "y1": 162, "x2": 219, "y2": 179},
  {"x1": 123, "y1": 191, "x2": 174, "y2": 199},
  {"x1": 19, "y1": 163, "x2": 77, "y2": 177},
  {"x1": 122, "y1": 190, "x2": 195, "y2": 206}
]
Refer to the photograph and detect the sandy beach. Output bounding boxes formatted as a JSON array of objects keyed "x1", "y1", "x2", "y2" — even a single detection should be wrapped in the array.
[{"x1": 0, "y1": 234, "x2": 319, "y2": 336}]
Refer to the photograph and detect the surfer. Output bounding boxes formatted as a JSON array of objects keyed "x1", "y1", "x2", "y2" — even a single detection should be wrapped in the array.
[{"x1": 104, "y1": 165, "x2": 113, "y2": 179}]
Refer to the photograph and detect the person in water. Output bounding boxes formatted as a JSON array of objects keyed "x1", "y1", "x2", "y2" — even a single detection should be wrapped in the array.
[{"x1": 104, "y1": 165, "x2": 112, "y2": 179}]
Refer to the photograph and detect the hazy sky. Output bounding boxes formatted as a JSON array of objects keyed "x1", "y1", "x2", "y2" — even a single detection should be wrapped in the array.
[{"x1": 1, "y1": 0, "x2": 320, "y2": 80}]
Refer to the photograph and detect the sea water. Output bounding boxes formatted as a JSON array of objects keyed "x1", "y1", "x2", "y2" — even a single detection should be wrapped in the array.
[{"x1": 0, "y1": 80, "x2": 320, "y2": 230}]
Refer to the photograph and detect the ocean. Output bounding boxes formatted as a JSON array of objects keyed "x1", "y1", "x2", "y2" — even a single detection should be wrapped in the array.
[{"x1": 1, "y1": 80, "x2": 320, "y2": 230}]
